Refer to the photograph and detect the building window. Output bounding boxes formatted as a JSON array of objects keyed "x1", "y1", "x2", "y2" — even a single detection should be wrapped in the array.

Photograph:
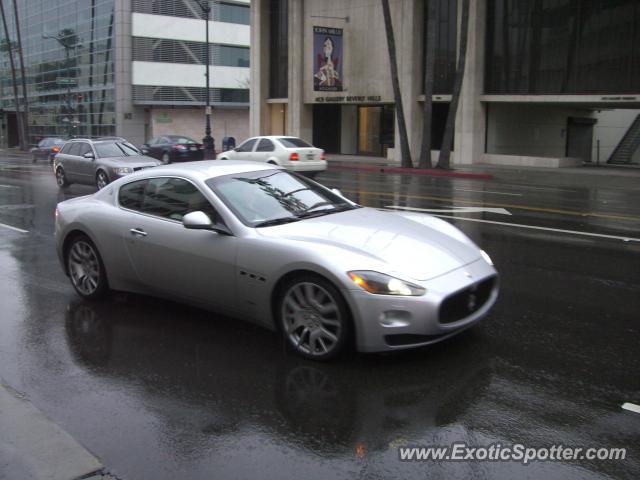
[
  {"x1": 219, "y1": 2, "x2": 250, "y2": 25},
  {"x1": 486, "y1": 0, "x2": 640, "y2": 94},
  {"x1": 133, "y1": 38, "x2": 249, "y2": 67},
  {"x1": 218, "y1": 45, "x2": 250, "y2": 67},
  {"x1": 423, "y1": 0, "x2": 457, "y2": 95},
  {"x1": 269, "y1": 0, "x2": 288, "y2": 99}
]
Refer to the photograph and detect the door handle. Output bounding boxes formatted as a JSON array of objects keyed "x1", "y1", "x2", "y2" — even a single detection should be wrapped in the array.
[{"x1": 130, "y1": 228, "x2": 147, "y2": 237}]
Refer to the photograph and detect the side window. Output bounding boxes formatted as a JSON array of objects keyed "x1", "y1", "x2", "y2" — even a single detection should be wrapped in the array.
[
  {"x1": 160, "y1": 137, "x2": 170, "y2": 144},
  {"x1": 66, "y1": 143, "x2": 82, "y2": 156},
  {"x1": 147, "y1": 138, "x2": 157, "y2": 145},
  {"x1": 77, "y1": 142, "x2": 92, "y2": 157},
  {"x1": 237, "y1": 138, "x2": 257, "y2": 152},
  {"x1": 141, "y1": 177, "x2": 220, "y2": 222},
  {"x1": 256, "y1": 139, "x2": 275, "y2": 152},
  {"x1": 60, "y1": 143, "x2": 73, "y2": 154},
  {"x1": 39, "y1": 139, "x2": 49, "y2": 148},
  {"x1": 119, "y1": 179, "x2": 149, "y2": 212}
]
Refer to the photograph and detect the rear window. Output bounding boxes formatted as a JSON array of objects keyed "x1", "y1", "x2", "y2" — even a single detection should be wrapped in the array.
[{"x1": 278, "y1": 137, "x2": 312, "y2": 148}]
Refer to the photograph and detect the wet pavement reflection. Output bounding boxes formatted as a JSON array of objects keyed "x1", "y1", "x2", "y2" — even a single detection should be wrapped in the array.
[{"x1": 0, "y1": 159, "x2": 639, "y2": 479}]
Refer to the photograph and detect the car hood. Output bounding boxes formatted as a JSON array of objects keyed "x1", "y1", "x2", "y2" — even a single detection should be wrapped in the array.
[{"x1": 258, "y1": 207, "x2": 481, "y2": 281}]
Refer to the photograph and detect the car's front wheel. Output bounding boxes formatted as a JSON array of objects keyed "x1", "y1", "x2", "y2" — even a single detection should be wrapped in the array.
[
  {"x1": 161, "y1": 152, "x2": 171, "y2": 164},
  {"x1": 277, "y1": 274, "x2": 351, "y2": 360},
  {"x1": 66, "y1": 235, "x2": 109, "y2": 300},
  {"x1": 56, "y1": 167, "x2": 70, "y2": 188},
  {"x1": 96, "y1": 170, "x2": 110, "y2": 190}
]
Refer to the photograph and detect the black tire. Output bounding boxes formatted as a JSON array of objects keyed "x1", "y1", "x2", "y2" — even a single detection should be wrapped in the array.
[
  {"x1": 276, "y1": 273, "x2": 352, "y2": 361},
  {"x1": 56, "y1": 166, "x2": 71, "y2": 188},
  {"x1": 96, "y1": 170, "x2": 110, "y2": 190},
  {"x1": 65, "y1": 234, "x2": 109, "y2": 301}
]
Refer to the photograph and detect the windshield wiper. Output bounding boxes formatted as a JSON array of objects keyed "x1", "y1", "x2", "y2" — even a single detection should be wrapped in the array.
[
  {"x1": 254, "y1": 216, "x2": 301, "y2": 228},
  {"x1": 296, "y1": 203, "x2": 359, "y2": 219}
]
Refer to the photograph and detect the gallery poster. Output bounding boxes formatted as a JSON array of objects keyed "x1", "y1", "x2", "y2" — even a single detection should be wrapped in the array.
[{"x1": 313, "y1": 26, "x2": 343, "y2": 91}]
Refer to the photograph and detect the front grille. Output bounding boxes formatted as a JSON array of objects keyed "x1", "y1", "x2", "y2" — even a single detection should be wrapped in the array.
[{"x1": 439, "y1": 276, "x2": 496, "y2": 324}]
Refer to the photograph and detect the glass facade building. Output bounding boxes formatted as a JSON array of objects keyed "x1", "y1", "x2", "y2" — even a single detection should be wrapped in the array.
[
  {"x1": 0, "y1": 0, "x2": 116, "y2": 145},
  {"x1": 486, "y1": 0, "x2": 640, "y2": 94}
]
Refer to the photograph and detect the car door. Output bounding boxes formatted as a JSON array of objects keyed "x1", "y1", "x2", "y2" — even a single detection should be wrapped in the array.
[
  {"x1": 61, "y1": 142, "x2": 83, "y2": 181},
  {"x1": 255, "y1": 138, "x2": 275, "y2": 163},
  {"x1": 118, "y1": 177, "x2": 238, "y2": 311},
  {"x1": 233, "y1": 138, "x2": 257, "y2": 160},
  {"x1": 75, "y1": 142, "x2": 96, "y2": 183}
]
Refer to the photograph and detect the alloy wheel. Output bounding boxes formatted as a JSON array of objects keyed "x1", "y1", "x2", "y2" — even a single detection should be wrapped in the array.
[
  {"x1": 68, "y1": 240, "x2": 101, "y2": 296},
  {"x1": 96, "y1": 171, "x2": 109, "y2": 190},
  {"x1": 161, "y1": 153, "x2": 170, "y2": 164},
  {"x1": 56, "y1": 168, "x2": 67, "y2": 187},
  {"x1": 282, "y1": 281, "x2": 343, "y2": 357}
]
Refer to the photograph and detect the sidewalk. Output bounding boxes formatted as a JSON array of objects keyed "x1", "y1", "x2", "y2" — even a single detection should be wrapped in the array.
[
  {"x1": 0, "y1": 382, "x2": 105, "y2": 480},
  {"x1": 326, "y1": 154, "x2": 640, "y2": 189}
]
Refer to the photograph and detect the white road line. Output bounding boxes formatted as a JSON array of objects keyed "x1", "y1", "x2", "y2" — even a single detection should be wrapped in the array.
[
  {"x1": 387, "y1": 205, "x2": 512, "y2": 215},
  {"x1": 622, "y1": 402, "x2": 640, "y2": 414},
  {"x1": 0, "y1": 184, "x2": 19, "y2": 189},
  {"x1": 384, "y1": 207, "x2": 640, "y2": 242},
  {"x1": 0, "y1": 222, "x2": 28, "y2": 233}
]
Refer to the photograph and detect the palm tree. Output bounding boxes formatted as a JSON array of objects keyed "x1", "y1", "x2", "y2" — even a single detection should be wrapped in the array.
[
  {"x1": 437, "y1": 0, "x2": 470, "y2": 169},
  {"x1": 12, "y1": 0, "x2": 29, "y2": 147},
  {"x1": 418, "y1": 0, "x2": 437, "y2": 169},
  {"x1": 381, "y1": 0, "x2": 412, "y2": 168},
  {"x1": 0, "y1": 0, "x2": 25, "y2": 149}
]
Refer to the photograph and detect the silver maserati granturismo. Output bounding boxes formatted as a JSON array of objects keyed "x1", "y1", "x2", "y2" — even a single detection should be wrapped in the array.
[{"x1": 55, "y1": 161, "x2": 498, "y2": 360}]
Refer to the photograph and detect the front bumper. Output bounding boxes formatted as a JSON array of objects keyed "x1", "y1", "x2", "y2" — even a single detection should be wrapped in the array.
[{"x1": 345, "y1": 258, "x2": 498, "y2": 352}]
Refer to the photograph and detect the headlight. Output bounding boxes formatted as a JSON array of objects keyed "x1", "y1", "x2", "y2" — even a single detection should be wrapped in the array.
[
  {"x1": 113, "y1": 167, "x2": 133, "y2": 175},
  {"x1": 348, "y1": 271, "x2": 426, "y2": 296},
  {"x1": 480, "y1": 249, "x2": 493, "y2": 266}
]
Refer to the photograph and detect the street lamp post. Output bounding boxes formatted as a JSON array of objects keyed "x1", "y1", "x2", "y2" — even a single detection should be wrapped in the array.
[{"x1": 199, "y1": 1, "x2": 215, "y2": 159}]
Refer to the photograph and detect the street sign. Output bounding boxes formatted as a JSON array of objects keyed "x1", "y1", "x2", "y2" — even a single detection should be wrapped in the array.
[{"x1": 56, "y1": 78, "x2": 77, "y2": 86}]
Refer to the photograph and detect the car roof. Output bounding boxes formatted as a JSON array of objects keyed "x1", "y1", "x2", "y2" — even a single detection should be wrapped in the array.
[{"x1": 132, "y1": 160, "x2": 281, "y2": 181}]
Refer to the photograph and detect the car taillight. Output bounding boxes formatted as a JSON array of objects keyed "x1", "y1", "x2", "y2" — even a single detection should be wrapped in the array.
[
  {"x1": 52, "y1": 146, "x2": 60, "y2": 153},
  {"x1": 289, "y1": 152, "x2": 299, "y2": 161},
  {"x1": 320, "y1": 151, "x2": 326, "y2": 161},
  {"x1": 174, "y1": 144, "x2": 187, "y2": 150},
  {"x1": 198, "y1": 144, "x2": 204, "y2": 150}
]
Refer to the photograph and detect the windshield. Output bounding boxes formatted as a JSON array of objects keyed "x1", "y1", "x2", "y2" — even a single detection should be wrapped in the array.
[
  {"x1": 206, "y1": 169, "x2": 357, "y2": 227},
  {"x1": 278, "y1": 137, "x2": 312, "y2": 148},
  {"x1": 95, "y1": 141, "x2": 141, "y2": 158}
]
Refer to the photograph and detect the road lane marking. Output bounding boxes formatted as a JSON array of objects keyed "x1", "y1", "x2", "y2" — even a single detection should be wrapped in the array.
[
  {"x1": 418, "y1": 213, "x2": 640, "y2": 242},
  {"x1": 0, "y1": 184, "x2": 18, "y2": 189},
  {"x1": 387, "y1": 205, "x2": 512, "y2": 215},
  {"x1": 0, "y1": 221, "x2": 28, "y2": 233},
  {"x1": 622, "y1": 403, "x2": 640, "y2": 414},
  {"x1": 341, "y1": 189, "x2": 640, "y2": 222}
]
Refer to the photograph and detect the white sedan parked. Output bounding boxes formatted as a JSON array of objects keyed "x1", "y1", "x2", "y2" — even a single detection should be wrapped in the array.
[{"x1": 217, "y1": 136, "x2": 327, "y2": 176}]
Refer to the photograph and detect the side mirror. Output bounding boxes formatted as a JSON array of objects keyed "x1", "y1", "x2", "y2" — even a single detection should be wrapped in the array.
[
  {"x1": 233, "y1": 147, "x2": 240, "y2": 152},
  {"x1": 182, "y1": 211, "x2": 232, "y2": 235},
  {"x1": 83, "y1": 152, "x2": 95, "y2": 159}
]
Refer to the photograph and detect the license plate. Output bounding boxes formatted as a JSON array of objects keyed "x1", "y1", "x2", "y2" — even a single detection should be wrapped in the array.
[{"x1": 306, "y1": 154, "x2": 314, "y2": 160}]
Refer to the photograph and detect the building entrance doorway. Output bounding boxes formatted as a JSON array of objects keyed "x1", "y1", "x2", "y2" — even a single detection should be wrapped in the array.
[
  {"x1": 567, "y1": 117, "x2": 596, "y2": 163},
  {"x1": 312, "y1": 104, "x2": 341, "y2": 153},
  {"x1": 357, "y1": 105, "x2": 394, "y2": 156}
]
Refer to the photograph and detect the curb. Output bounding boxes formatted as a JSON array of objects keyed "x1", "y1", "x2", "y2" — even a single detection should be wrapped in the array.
[{"x1": 328, "y1": 163, "x2": 493, "y2": 180}]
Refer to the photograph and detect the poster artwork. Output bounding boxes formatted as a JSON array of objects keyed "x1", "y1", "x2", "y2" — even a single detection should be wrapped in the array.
[{"x1": 313, "y1": 26, "x2": 343, "y2": 91}]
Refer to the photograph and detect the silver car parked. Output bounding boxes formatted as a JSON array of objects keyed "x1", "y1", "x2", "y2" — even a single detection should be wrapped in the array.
[
  {"x1": 55, "y1": 161, "x2": 498, "y2": 360},
  {"x1": 53, "y1": 138, "x2": 162, "y2": 190}
]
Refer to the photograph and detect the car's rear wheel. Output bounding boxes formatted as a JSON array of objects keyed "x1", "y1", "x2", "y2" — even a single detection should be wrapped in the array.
[
  {"x1": 66, "y1": 235, "x2": 109, "y2": 300},
  {"x1": 96, "y1": 170, "x2": 109, "y2": 190},
  {"x1": 56, "y1": 167, "x2": 70, "y2": 188},
  {"x1": 161, "y1": 152, "x2": 171, "y2": 164},
  {"x1": 278, "y1": 274, "x2": 351, "y2": 361}
]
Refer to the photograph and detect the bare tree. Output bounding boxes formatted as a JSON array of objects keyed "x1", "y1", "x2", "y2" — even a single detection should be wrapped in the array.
[
  {"x1": 418, "y1": 0, "x2": 437, "y2": 168},
  {"x1": 438, "y1": 0, "x2": 470, "y2": 169},
  {"x1": 12, "y1": 0, "x2": 29, "y2": 147},
  {"x1": 381, "y1": 0, "x2": 412, "y2": 168},
  {"x1": 0, "y1": 0, "x2": 25, "y2": 149}
]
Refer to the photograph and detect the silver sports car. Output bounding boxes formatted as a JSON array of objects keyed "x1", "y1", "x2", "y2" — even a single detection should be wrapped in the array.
[{"x1": 55, "y1": 161, "x2": 498, "y2": 360}]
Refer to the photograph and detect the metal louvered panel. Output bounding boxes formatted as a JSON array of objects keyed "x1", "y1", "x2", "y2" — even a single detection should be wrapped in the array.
[
  {"x1": 132, "y1": 85, "x2": 249, "y2": 105},
  {"x1": 132, "y1": 38, "x2": 232, "y2": 65}
]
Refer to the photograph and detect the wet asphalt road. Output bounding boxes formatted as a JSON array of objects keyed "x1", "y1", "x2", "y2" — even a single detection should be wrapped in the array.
[{"x1": 0, "y1": 156, "x2": 639, "y2": 479}]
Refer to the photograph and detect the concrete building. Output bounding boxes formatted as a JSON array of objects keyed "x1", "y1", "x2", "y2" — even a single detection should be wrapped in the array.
[
  {"x1": 0, "y1": 0, "x2": 250, "y2": 148},
  {"x1": 250, "y1": 0, "x2": 640, "y2": 167}
]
